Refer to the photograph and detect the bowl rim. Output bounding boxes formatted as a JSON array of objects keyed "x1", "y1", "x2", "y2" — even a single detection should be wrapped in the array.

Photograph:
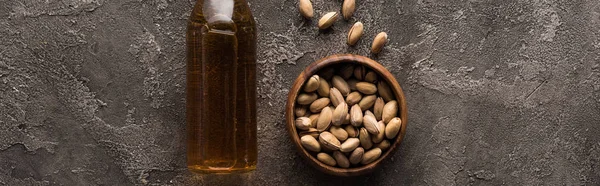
[{"x1": 285, "y1": 54, "x2": 408, "y2": 176}]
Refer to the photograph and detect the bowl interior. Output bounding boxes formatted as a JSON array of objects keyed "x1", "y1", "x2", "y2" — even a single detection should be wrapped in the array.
[{"x1": 285, "y1": 54, "x2": 408, "y2": 176}]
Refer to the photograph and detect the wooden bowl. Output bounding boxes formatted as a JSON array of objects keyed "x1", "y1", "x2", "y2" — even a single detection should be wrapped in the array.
[{"x1": 285, "y1": 54, "x2": 408, "y2": 176}]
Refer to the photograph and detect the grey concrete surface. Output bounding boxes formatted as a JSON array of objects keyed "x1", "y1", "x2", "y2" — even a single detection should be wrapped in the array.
[{"x1": 0, "y1": 0, "x2": 599, "y2": 185}]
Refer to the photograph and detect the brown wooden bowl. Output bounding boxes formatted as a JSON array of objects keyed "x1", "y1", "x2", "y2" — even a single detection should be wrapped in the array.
[{"x1": 285, "y1": 54, "x2": 408, "y2": 176}]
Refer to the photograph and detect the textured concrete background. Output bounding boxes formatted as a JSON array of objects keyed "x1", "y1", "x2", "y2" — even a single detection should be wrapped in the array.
[{"x1": 0, "y1": 0, "x2": 599, "y2": 185}]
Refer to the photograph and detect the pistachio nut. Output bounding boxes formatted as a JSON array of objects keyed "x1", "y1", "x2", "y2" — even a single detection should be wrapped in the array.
[
  {"x1": 310, "y1": 97, "x2": 330, "y2": 113},
  {"x1": 361, "y1": 148, "x2": 382, "y2": 164},
  {"x1": 382, "y1": 100, "x2": 398, "y2": 123},
  {"x1": 347, "y1": 22, "x2": 363, "y2": 46},
  {"x1": 300, "y1": 135, "x2": 321, "y2": 152},
  {"x1": 333, "y1": 151, "x2": 350, "y2": 168},
  {"x1": 295, "y1": 117, "x2": 312, "y2": 130},
  {"x1": 358, "y1": 94, "x2": 377, "y2": 110},
  {"x1": 347, "y1": 78, "x2": 359, "y2": 90},
  {"x1": 377, "y1": 81, "x2": 394, "y2": 102},
  {"x1": 385, "y1": 117, "x2": 402, "y2": 139},
  {"x1": 332, "y1": 102, "x2": 348, "y2": 126},
  {"x1": 308, "y1": 113, "x2": 319, "y2": 128},
  {"x1": 305, "y1": 75, "x2": 320, "y2": 93},
  {"x1": 364, "y1": 71, "x2": 377, "y2": 83},
  {"x1": 356, "y1": 82, "x2": 377, "y2": 95},
  {"x1": 373, "y1": 97, "x2": 384, "y2": 121},
  {"x1": 375, "y1": 140, "x2": 391, "y2": 151},
  {"x1": 342, "y1": 0, "x2": 355, "y2": 20},
  {"x1": 316, "y1": 107, "x2": 332, "y2": 131},
  {"x1": 317, "y1": 79, "x2": 331, "y2": 97},
  {"x1": 319, "y1": 131, "x2": 341, "y2": 150},
  {"x1": 317, "y1": 152, "x2": 337, "y2": 166},
  {"x1": 350, "y1": 104, "x2": 363, "y2": 127},
  {"x1": 364, "y1": 110, "x2": 375, "y2": 118},
  {"x1": 297, "y1": 93, "x2": 318, "y2": 105},
  {"x1": 353, "y1": 65, "x2": 366, "y2": 80},
  {"x1": 371, "y1": 32, "x2": 388, "y2": 54},
  {"x1": 349, "y1": 147, "x2": 364, "y2": 164},
  {"x1": 363, "y1": 115, "x2": 381, "y2": 135},
  {"x1": 295, "y1": 105, "x2": 308, "y2": 117},
  {"x1": 299, "y1": 128, "x2": 320, "y2": 139},
  {"x1": 332, "y1": 75, "x2": 350, "y2": 96},
  {"x1": 318, "y1": 12, "x2": 339, "y2": 30},
  {"x1": 298, "y1": 0, "x2": 314, "y2": 19},
  {"x1": 345, "y1": 91, "x2": 362, "y2": 106},
  {"x1": 338, "y1": 65, "x2": 354, "y2": 80},
  {"x1": 345, "y1": 125, "x2": 358, "y2": 138},
  {"x1": 359, "y1": 128, "x2": 373, "y2": 149},
  {"x1": 340, "y1": 138, "x2": 360, "y2": 152},
  {"x1": 371, "y1": 121, "x2": 385, "y2": 143},
  {"x1": 329, "y1": 87, "x2": 345, "y2": 107},
  {"x1": 330, "y1": 126, "x2": 349, "y2": 141}
]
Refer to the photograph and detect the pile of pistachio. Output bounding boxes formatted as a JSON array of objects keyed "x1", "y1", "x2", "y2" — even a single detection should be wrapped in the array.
[
  {"x1": 294, "y1": 64, "x2": 402, "y2": 168},
  {"x1": 298, "y1": 0, "x2": 388, "y2": 54}
]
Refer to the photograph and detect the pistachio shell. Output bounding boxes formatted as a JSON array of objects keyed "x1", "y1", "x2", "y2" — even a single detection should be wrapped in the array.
[
  {"x1": 371, "y1": 32, "x2": 388, "y2": 54},
  {"x1": 371, "y1": 121, "x2": 385, "y2": 143},
  {"x1": 373, "y1": 97, "x2": 384, "y2": 120},
  {"x1": 343, "y1": 114, "x2": 351, "y2": 125},
  {"x1": 350, "y1": 104, "x2": 363, "y2": 127},
  {"x1": 332, "y1": 103, "x2": 348, "y2": 126},
  {"x1": 364, "y1": 110, "x2": 375, "y2": 118},
  {"x1": 364, "y1": 71, "x2": 377, "y2": 83},
  {"x1": 361, "y1": 148, "x2": 382, "y2": 164},
  {"x1": 318, "y1": 12, "x2": 339, "y2": 29},
  {"x1": 332, "y1": 75, "x2": 350, "y2": 96},
  {"x1": 295, "y1": 117, "x2": 312, "y2": 130},
  {"x1": 317, "y1": 79, "x2": 331, "y2": 97},
  {"x1": 299, "y1": 128, "x2": 320, "y2": 139},
  {"x1": 317, "y1": 153, "x2": 337, "y2": 166},
  {"x1": 333, "y1": 151, "x2": 350, "y2": 168},
  {"x1": 340, "y1": 138, "x2": 360, "y2": 152},
  {"x1": 338, "y1": 65, "x2": 354, "y2": 80},
  {"x1": 359, "y1": 128, "x2": 373, "y2": 149},
  {"x1": 297, "y1": 93, "x2": 318, "y2": 105},
  {"x1": 308, "y1": 114, "x2": 320, "y2": 128},
  {"x1": 382, "y1": 100, "x2": 398, "y2": 123},
  {"x1": 329, "y1": 87, "x2": 345, "y2": 107},
  {"x1": 358, "y1": 95, "x2": 377, "y2": 110},
  {"x1": 375, "y1": 140, "x2": 391, "y2": 151},
  {"x1": 316, "y1": 107, "x2": 332, "y2": 131},
  {"x1": 377, "y1": 81, "x2": 394, "y2": 102},
  {"x1": 319, "y1": 131, "x2": 341, "y2": 150},
  {"x1": 342, "y1": 0, "x2": 356, "y2": 20},
  {"x1": 304, "y1": 75, "x2": 320, "y2": 92},
  {"x1": 300, "y1": 135, "x2": 321, "y2": 152},
  {"x1": 347, "y1": 78, "x2": 359, "y2": 90},
  {"x1": 299, "y1": 0, "x2": 314, "y2": 19},
  {"x1": 349, "y1": 147, "x2": 364, "y2": 164},
  {"x1": 363, "y1": 115, "x2": 381, "y2": 134},
  {"x1": 330, "y1": 126, "x2": 349, "y2": 141},
  {"x1": 345, "y1": 91, "x2": 362, "y2": 106},
  {"x1": 385, "y1": 117, "x2": 402, "y2": 139},
  {"x1": 309, "y1": 97, "x2": 330, "y2": 113},
  {"x1": 345, "y1": 125, "x2": 358, "y2": 137},
  {"x1": 295, "y1": 105, "x2": 308, "y2": 117},
  {"x1": 347, "y1": 22, "x2": 363, "y2": 45},
  {"x1": 353, "y1": 66, "x2": 366, "y2": 80},
  {"x1": 356, "y1": 82, "x2": 377, "y2": 95}
]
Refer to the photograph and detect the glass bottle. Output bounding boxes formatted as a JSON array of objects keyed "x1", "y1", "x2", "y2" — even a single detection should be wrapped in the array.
[{"x1": 186, "y1": 0, "x2": 257, "y2": 174}]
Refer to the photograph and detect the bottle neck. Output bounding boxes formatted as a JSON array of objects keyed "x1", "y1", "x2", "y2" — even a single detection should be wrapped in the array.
[{"x1": 203, "y1": 0, "x2": 235, "y2": 23}]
